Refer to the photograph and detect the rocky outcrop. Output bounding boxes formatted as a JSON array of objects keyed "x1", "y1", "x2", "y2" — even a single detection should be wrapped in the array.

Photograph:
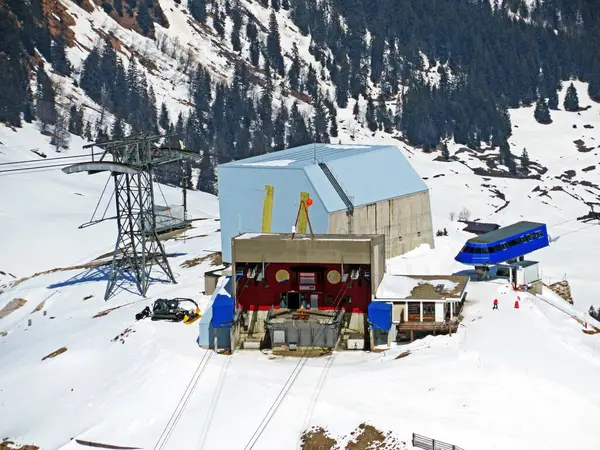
[{"x1": 548, "y1": 280, "x2": 574, "y2": 304}]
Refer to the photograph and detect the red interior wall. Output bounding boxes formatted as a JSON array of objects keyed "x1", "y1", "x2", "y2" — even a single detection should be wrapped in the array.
[{"x1": 236, "y1": 262, "x2": 371, "y2": 313}]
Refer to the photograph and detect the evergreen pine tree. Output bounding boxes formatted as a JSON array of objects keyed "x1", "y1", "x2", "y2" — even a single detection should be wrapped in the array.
[
  {"x1": 365, "y1": 97, "x2": 378, "y2": 132},
  {"x1": 507, "y1": 154, "x2": 517, "y2": 175},
  {"x1": 266, "y1": 11, "x2": 285, "y2": 76},
  {"x1": 499, "y1": 140, "x2": 511, "y2": 166},
  {"x1": 281, "y1": 0, "x2": 289, "y2": 9},
  {"x1": 289, "y1": 101, "x2": 311, "y2": 148},
  {"x1": 329, "y1": 107, "x2": 338, "y2": 138},
  {"x1": 213, "y1": 6, "x2": 225, "y2": 38},
  {"x1": 114, "y1": 0, "x2": 123, "y2": 16},
  {"x1": 84, "y1": 121, "x2": 93, "y2": 141},
  {"x1": 271, "y1": 0, "x2": 280, "y2": 11},
  {"x1": 273, "y1": 102, "x2": 288, "y2": 151},
  {"x1": 335, "y1": 55, "x2": 350, "y2": 108},
  {"x1": 441, "y1": 142, "x2": 450, "y2": 161},
  {"x1": 287, "y1": 43, "x2": 301, "y2": 91},
  {"x1": 312, "y1": 89, "x2": 330, "y2": 143},
  {"x1": 137, "y1": 2, "x2": 153, "y2": 36},
  {"x1": 68, "y1": 104, "x2": 79, "y2": 134},
  {"x1": 51, "y1": 36, "x2": 71, "y2": 76},
  {"x1": 548, "y1": 89, "x2": 559, "y2": 110},
  {"x1": 588, "y1": 58, "x2": 600, "y2": 103},
  {"x1": 36, "y1": 65, "x2": 57, "y2": 132},
  {"x1": 563, "y1": 82, "x2": 579, "y2": 111},
  {"x1": 24, "y1": 82, "x2": 35, "y2": 123},
  {"x1": 80, "y1": 47, "x2": 103, "y2": 104},
  {"x1": 534, "y1": 97, "x2": 552, "y2": 124},
  {"x1": 231, "y1": 26, "x2": 242, "y2": 52},
  {"x1": 353, "y1": 99, "x2": 359, "y2": 120},
  {"x1": 246, "y1": 21, "x2": 260, "y2": 66},
  {"x1": 305, "y1": 64, "x2": 318, "y2": 99},
  {"x1": 520, "y1": 148, "x2": 530, "y2": 170},
  {"x1": 197, "y1": 152, "x2": 216, "y2": 194},
  {"x1": 189, "y1": 0, "x2": 207, "y2": 22},
  {"x1": 112, "y1": 117, "x2": 125, "y2": 139},
  {"x1": 159, "y1": 102, "x2": 170, "y2": 131}
]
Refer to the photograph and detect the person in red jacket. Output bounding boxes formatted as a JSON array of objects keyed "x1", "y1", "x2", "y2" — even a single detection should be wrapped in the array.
[{"x1": 493, "y1": 298, "x2": 499, "y2": 310}]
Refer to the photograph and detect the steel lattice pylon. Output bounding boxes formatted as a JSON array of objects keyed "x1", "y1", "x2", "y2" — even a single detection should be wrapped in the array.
[
  {"x1": 105, "y1": 169, "x2": 175, "y2": 300},
  {"x1": 63, "y1": 133, "x2": 201, "y2": 300}
]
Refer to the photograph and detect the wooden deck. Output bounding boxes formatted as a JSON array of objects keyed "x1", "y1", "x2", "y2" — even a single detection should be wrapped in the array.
[{"x1": 397, "y1": 321, "x2": 459, "y2": 333}]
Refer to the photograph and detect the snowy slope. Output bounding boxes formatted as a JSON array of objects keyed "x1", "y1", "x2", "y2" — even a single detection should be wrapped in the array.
[{"x1": 2, "y1": 94, "x2": 600, "y2": 449}]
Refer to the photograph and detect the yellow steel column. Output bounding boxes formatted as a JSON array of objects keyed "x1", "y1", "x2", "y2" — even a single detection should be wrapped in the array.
[
  {"x1": 297, "y1": 191, "x2": 310, "y2": 234},
  {"x1": 261, "y1": 185, "x2": 274, "y2": 233}
]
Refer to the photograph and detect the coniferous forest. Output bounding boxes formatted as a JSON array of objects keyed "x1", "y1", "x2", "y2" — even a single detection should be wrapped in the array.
[{"x1": 2, "y1": 0, "x2": 600, "y2": 193}]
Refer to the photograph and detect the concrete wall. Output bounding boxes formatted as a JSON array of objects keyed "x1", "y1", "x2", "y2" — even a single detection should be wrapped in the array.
[
  {"x1": 232, "y1": 236, "x2": 375, "y2": 265},
  {"x1": 370, "y1": 238, "x2": 386, "y2": 297},
  {"x1": 328, "y1": 190, "x2": 434, "y2": 259},
  {"x1": 218, "y1": 166, "x2": 330, "y2": 263}
]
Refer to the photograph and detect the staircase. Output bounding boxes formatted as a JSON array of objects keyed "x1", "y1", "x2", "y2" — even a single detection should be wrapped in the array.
[{"x1": 318, "y1": 162, "x2": 354, "y2": 233}]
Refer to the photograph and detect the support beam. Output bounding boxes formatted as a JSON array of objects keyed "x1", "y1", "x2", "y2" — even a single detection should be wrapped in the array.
[
  {"x1": 297, "y1": 191, "x2": 310, "y2": 234},
  {"x1": 262, "y1": 185, "x2": 274, "y2": 233}
]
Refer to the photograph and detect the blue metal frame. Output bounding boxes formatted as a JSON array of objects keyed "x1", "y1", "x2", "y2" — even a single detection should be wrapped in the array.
[{"x1": 455, "y1": 223, "x2": 549, "y2": 265}]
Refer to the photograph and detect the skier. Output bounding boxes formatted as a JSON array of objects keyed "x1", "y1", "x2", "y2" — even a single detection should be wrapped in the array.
[{"x1": 493, "y1": 298, "x2": 499, "y2": 310}]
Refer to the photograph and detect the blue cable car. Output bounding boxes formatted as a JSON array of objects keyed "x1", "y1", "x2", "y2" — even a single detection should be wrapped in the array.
[{"x1": 455, "y1": 221, "x2": 550, "y2": 265}]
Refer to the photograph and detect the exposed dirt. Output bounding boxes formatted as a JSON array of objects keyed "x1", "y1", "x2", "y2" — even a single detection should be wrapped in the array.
[
  {"x1": 93, "y1": 305, "x2": 124, "y2": 318},
  {"x1": 405, "y1": 275, "x2": 468, "y2": 300},
  {"x1": 83, "y1": 295, "x2": 94, "y2": 301},
  {"x1": 180, "y1": 251, "x2": 221, "y2": 268},
  {"x1": 42, "y1": 347, "x2": 67, "y2": 361},
  {"x1": 0, "y1": 440, "x2": 39, "y2": 450},
  {"x1": 584, "y1": 124, "x2": 595, "y2": 129},
  {"x1": 394, "y1": 350, "x2": 411, "y2": 360},
  {"x1": 574, "y1": 139, "x2": 594, "y2": 152},
  {"x1": 112, "y1": 327, "x2": 135, "y2": 344},
  {"x1": 346, "y1": 424, "x2": 386, "y2": 450},
  {"x1": 548, "y1": 280, "x2": 574, "y2": 304},
  {"x1": 32, "y1": 300, "x2": 46, "y2": 313},
  {"x1": 301, "y1": 424, "x2": 406, "y2": 449},
  {"x1": 582, "y1": 165, "x2": 596, "y2": 172},
  {"x1": 0, "y1": 298, "x2": 28, "y2": 319},
  {"x1": 301, "y1": 427, "x2": 338, "y2": 450}
]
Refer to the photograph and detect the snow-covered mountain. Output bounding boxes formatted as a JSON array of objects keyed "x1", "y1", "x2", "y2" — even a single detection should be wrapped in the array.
[{"x1": 2, "y1": 0, "x2": 600, "y2": 449}]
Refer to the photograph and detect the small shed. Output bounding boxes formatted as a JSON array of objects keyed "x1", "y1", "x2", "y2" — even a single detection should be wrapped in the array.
[
  {"x1": 493, "y1": 260, "x2": 541, "y2": 292},
  {"x1": 373, "y1": 274, "x2": 469, "y2": 341},
  {"x1": 198, "y1": 276, "x2": 236, "y2": 350}
]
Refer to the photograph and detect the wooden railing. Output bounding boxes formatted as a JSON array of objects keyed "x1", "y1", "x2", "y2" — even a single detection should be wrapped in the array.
[{"x1": 412, "y1": 433, "x2": 464, "y2": 450}]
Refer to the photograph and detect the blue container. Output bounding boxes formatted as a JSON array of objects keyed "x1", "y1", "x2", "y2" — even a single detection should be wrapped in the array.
[
  {"x1": 212, "y1": 294, "x2": 235, "y2": 328},
  {"x1": 368, "y1": 302, "x2": 392, "y2": 330}
]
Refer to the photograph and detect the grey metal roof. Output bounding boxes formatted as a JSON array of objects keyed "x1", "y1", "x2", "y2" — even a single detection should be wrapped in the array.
[
  {"x1": 219, "y1": 144, "x2": 429, "y2": 212},
  {"x1": 468, "y1": 221, "x2": 546, "y2": 244}
]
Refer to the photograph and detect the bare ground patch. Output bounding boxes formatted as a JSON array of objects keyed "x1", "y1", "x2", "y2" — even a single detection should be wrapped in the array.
[
  {"x1": 0, "y1": 440, "x2": 39, "y2": 450},
  {"x1": 301, "y1": 424, "x2": 405, "y2": 450},
  {"x1": 42, "y1": 347, "x2": 67, "y2": 361},
  {"x1": 301, "y1": 427, "x2": 338, "y2": 450},
  {"x1": 93, "y1": 305, "x2": 125, "y2": 318},
  {"x1": 0, "y1": 298, "x2": 27, "y2": 319},
  {"x1": 574, "y1": 139, "x2": 594, "y2": 152},
  {"x1": 346, "y1": 423, "x2": 387, "y2": 449},
  {"x1": 180, "y1": 252, "x2": 221, "y2": 269}
]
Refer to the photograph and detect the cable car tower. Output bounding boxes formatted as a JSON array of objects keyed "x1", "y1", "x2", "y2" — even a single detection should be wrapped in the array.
[{"x1": 63, "y1": 133, "x2": 200, "y2": 300}]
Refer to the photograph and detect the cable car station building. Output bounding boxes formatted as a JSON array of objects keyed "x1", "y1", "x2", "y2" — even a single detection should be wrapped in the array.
[{"x1": 231, "y1": 232, "x2": 385, "y2": 352}]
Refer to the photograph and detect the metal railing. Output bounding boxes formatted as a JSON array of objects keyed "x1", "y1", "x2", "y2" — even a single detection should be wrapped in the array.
[{"x1": 412, "y1": 433, "x2": 464, "y2": 450}]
